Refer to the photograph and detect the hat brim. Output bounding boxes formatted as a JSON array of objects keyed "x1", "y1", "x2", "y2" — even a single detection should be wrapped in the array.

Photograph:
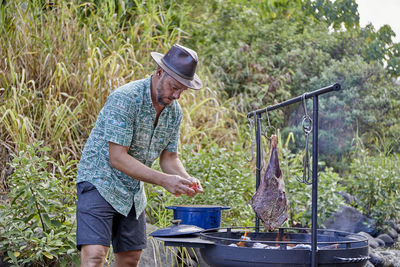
[{"x1": 151, "y1": 52, "x2": 202, "y2": 90}]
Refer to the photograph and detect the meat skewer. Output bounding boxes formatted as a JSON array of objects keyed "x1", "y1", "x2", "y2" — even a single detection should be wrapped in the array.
[{"x1": 251, "y1": 135, "x2": 288, "y2": 230}]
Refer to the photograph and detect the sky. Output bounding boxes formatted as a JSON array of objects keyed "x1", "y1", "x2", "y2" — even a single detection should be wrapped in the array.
[{"x1": 356, "y1": 0, "x2": 400, "y2": 43}]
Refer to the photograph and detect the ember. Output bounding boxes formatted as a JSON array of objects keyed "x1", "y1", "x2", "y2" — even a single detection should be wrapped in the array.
[
  {"x1": 275, "y1": 232, "x2": 294, "y2": 247},
  {"x1": 237, "y1": 230, "x2": 249, "y2": 247}
]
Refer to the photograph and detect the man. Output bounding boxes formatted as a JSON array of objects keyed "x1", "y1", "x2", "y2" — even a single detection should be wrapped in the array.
[{"x1": 76, "y1": 44, "x2": 203, "y2": 267}]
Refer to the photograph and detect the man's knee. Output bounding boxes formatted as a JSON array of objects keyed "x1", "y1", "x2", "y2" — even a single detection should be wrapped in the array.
[
  {"x1": 81, "y1": 245, "x2": 109, "y2": 267},
  {"x1": 115, "y1": 249, "x2": 142, "y2": 267}
]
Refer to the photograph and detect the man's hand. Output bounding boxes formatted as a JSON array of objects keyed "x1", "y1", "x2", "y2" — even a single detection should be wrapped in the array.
[
  {"x1": 160, "y1": 150, "x2": 204, "y2": 197},
  {"x1": 187, "y1": 177, "x2": 204, "y2": 194},
  {"x1": 161, "y1": 175, "x2": 196, "y2": 197}
]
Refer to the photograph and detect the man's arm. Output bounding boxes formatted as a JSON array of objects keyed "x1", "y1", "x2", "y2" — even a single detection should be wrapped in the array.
[
  {"x1": 160, "y1": 150, "x2": 203, "y2": 194},
  {"x1": 108, "y1": 142, "x2": 195, "y2": 196}
]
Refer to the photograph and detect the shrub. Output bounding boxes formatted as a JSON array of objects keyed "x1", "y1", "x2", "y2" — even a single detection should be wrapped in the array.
[
  {"x1": 345, "y1": 140, "x2": 400, "y2": 230},
  {"x1": 278, "y1": 135, "x2": 346, "y2": 228},
  {"x1": 146, "y1": 141, "x2": 256, "y2": 227},
  {"x1": 0, "y1": 142, "x2": 79, "y2": 266},
  {"x1": 146, "y1": 134, "x2": 346, "y2": 229}
]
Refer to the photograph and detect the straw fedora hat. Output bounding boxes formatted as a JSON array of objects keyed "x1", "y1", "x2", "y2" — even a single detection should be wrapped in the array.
[{"x1": 151, "y1": 44, "x2": 202, "y2": 90}]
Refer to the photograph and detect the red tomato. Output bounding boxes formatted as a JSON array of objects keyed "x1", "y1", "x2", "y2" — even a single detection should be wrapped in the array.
[{"x1": 190, "y1": 182, "x2": 199, "y2": 190}]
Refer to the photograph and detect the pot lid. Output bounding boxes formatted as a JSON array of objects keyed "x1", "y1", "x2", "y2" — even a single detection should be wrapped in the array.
[{"x1": 149, "y1": 220, "x2": 204, "y2": 237}]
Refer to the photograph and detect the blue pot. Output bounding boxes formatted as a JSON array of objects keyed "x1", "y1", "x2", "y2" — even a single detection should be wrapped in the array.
[{"x1": 166, "y1": 205, "x2": 230, "y2": 229}]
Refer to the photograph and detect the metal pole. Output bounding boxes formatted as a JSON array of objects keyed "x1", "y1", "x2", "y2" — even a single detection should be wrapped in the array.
[
  {"x1": 255, "y1": 113, "x2": 262, "y2": 233},
  {"x1": 311, "y1": 95, "x2": 319, "y2": 267},
  {"x1": 247, "y1": 83, "x2": 340, "y2": 118}
]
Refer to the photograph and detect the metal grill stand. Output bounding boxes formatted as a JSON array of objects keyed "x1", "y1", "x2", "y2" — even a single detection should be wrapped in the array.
[{"x1": 246, "y1": 83, "x2": 341, "y2": 267}]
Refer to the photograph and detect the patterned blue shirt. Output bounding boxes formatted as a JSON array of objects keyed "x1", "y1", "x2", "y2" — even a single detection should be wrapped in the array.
[{"x1": 77, "y1": 76, "x2": 182, "y2": 217}]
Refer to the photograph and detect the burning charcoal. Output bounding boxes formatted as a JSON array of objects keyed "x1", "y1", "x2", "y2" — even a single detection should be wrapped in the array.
[
  {"x1": 251, "y1": 135, "x2": 289, "y2": 230},
  {"x1": 237, "y1": 230, "x2": 250, "y2": 247}
]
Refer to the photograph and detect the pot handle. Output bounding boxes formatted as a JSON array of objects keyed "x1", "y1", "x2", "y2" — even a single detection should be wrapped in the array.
[
  {"x1": 171, "y1": 219, "x2": 182, "y2": 225},
  {"x1": 334, "y1": 256, "x2": 370, "y2": 263}
]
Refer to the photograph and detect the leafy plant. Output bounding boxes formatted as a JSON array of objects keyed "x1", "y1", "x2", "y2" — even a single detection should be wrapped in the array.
[
  {"x1": 344, "y1": 137, "x2": 400, "y2": 230},
  {"x1": 147, "y1": 133, "x2": 346, "y2": 229},
  {"x1": 0, "y1": 142, "x2": 79, "y2": 266},
  {"x1": 146, "y1": 141, "x2": 256, "y2": 227},
  {"x1": 275, "y1": 133, "x2": 346, "y2": 227}
]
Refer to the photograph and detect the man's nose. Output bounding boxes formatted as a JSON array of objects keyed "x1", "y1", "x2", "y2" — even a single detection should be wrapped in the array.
[{"x1": 172, "y1": 90, "x2": 182, "y2": 99}]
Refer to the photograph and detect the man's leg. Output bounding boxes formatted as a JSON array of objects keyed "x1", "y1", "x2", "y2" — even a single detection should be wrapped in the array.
[
  {"x1": 76, "y1": 182, "x2": 116, "y2": 265},
  {"x1": 80, "y1": 245, "x2": 109, "y2": 267},
  {"x1": 112, "y1": 209, "x2": 146, "y2": 266},
  {"x1": 114, "y1": 249, "x2": 143, "y2": 267}
]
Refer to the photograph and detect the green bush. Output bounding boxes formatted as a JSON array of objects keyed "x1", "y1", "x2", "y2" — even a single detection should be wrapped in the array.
[
  {"x1": 146, "y1": 141, "x2": 256, "y2": 227},
  {"x1": 345, "y1": 141, "x2": 400, "y2": 230},
  {"x1": 146, "y1": 135, "x2": 346, "y2": 229},
  {"x1": 278, "y1": 138, "x2": 346, "y2": 228},
  {"x1": 0, "y1": 142, "x2": 79, "y2": 266},
  {"x1": 284, "y1": 56, "x2": 399, "y2": 168}
]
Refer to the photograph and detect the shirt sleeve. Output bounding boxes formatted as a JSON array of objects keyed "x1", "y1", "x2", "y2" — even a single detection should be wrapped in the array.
[
  {"x1": 102, "y1": 91, "x2": 135, "y2": 147},
  {"x1": 165, "y1": 114, "x2": 182, "y2": 152}
]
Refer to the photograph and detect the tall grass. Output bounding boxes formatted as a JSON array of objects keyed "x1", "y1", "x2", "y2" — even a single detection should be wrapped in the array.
[
  {"x1": 0, "y1": 1, "x2": 244, "y2": 265},
  {"x1": 0, "y1": 0, "x2": 241, "y2": 172}
]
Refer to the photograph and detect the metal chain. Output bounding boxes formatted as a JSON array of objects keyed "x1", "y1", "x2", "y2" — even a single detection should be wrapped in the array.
[
  {"x1": 296, "y1": 94, "x2": 313, "y2": 185},
  {"x1": 263, "y1": 110, "x2": 277, "y2": 140}
]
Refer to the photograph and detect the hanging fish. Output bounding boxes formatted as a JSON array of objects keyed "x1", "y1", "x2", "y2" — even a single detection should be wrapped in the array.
[{"x1": 251, "y1": 135, "x2": 288, "y2": 231}]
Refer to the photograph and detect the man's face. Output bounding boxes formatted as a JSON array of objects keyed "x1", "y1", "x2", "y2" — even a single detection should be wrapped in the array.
[{"x1": 155, "y1": 71, "x2": 187, "y2": 106}]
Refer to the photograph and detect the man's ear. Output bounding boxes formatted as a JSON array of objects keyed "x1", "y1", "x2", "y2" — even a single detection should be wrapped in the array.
[{"x1": 156, "y1": 67, "x2": 163, "y2": 77}]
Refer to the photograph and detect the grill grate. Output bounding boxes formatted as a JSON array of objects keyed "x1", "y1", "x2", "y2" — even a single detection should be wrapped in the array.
[{"x1": 199, "y1": 227, "x2": 368, "y2": 250}]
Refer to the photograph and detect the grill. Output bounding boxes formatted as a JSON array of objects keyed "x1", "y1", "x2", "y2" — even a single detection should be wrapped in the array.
[
  {"x1": 153, "y1": 83, "x2": 370, "y2": 266},
  {"x1": 158, "y1": 227, "x2": 369, "y2": 267},
  {"x1": 197, "y1": 227, "x2": 369, "y2": 266}
]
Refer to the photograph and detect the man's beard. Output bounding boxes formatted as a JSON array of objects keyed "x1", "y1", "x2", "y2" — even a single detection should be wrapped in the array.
[{"x1": 155, "y1": 79, "x2": 174, "y2": 106}]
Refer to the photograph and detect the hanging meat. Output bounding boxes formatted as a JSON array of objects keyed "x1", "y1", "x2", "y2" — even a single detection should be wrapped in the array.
[{"x1": 251, "y1": 135, "x2": 288, "y2": 231}]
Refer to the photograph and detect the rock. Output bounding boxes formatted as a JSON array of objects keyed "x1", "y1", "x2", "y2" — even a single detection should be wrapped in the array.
[
  {"x1": 322, "y1": 205, "x2": 375, "y2": 235},
  {"x1": 138, "y1": 238, "x2": 178, "y2": 267},
  {"x1": 369, "y1": 251, "x2": 385, "y2": 267},
  {"x1": 337, "y1": 191, "x2": 358, "y2": 205},
  {"x1": 389, "y1": 221, "x2": 400, "y2": 232},
  {"x1": 357, "y1": 231, "x2": 379, "y2": 249},
  {"x1": 388, "y1": 227, "x2": 399, "y2": 240},
  {"x1": 375, "y1": 238, "x2": 385, "y2": 247},
  {"x1": 376, "y1": 234, "x2": 394, "y2": 247},
  {"x1": 137, "y1": 223, "x2": 178, "y2": 267},
  {"x1": 379, "y1": 250, "x2": 400, "y2": 267}
]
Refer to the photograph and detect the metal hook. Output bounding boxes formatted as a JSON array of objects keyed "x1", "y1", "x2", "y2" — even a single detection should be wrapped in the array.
[
  {"x1": 245, "y1": 114, "x2": 256, "y2": 162},
  {"x1": 295, "y1": 131, "x2": 312, "y2": 185},
  {"x1": 263, "y1": 109, "x2": 277, "y2": 140},
  {"x1": 302, "y1": 94, "x2": 312, "y2": 134},
  {"x1": 296, "y1": 94, "x2": 313, "y2": 184}
]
